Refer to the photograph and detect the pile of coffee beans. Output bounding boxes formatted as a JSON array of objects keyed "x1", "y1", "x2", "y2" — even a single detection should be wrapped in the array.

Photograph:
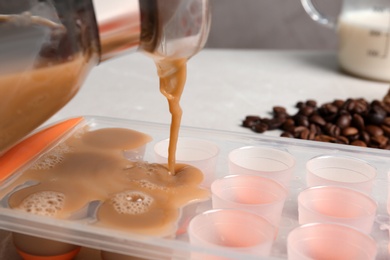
[{"x1": 242, "y1": 93, "x2": 390, "y2": 149}]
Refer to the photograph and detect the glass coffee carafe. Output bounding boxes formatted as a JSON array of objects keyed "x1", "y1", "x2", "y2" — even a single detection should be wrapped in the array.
[{"x1": 0, "y1": 0, "x2": 211, "y2": 155}]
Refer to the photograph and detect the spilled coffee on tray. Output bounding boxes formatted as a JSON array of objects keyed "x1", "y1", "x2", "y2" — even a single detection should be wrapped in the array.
[{"x1": 1, "y1": 126, "x2": 209, "y2": 237}]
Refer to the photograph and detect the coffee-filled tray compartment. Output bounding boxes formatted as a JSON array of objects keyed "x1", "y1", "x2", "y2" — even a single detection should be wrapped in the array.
[{"x1": 0, "y1": 116, "x2": 389, "y2": 259}]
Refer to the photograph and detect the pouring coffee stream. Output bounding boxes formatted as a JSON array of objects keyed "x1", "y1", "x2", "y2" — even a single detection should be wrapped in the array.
[
  {"x1": 156, "y1": 58, "x2": 187, "y2": 175},
  {"x1": 0, "y1": 0, "x2": 211, "y2": 176}
]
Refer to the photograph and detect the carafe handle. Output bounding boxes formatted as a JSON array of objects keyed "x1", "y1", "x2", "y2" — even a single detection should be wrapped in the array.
[{"x1": 300, "y1": 0, "x2": 336, "y2": 29}]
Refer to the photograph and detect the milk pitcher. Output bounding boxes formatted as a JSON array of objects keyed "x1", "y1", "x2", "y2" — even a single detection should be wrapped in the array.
[
  {"x1": 301, "y1": 0, "x2": 390, "y2": 82},
  {"x1": 0, "y1": 0, "x2": 211, "y2": 155}
]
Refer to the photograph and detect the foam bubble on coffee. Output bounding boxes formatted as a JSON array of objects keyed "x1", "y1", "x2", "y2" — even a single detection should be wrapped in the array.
[
  {"x1": 17, "y1": 191, "x2": 65, "y2": 217},
  {"x1": 31, "y1": 143, "x2": 72, "y2": 170},
  {"x1": 133, "y1": 179, "x2": 169, "y2": 191},
  {"x1": 111, "y1": 191, "x2": 153, "y2": 215}
]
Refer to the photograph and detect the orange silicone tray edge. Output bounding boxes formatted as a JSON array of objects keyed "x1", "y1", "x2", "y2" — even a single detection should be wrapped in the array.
[{"x1": 0, "y1": 117, "x2": 84, "y2": 182}]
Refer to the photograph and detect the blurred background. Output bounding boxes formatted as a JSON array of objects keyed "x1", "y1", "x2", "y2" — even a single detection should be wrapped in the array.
[{"x1": 205, "y1": 0, "x2": 341, "y2": 50}]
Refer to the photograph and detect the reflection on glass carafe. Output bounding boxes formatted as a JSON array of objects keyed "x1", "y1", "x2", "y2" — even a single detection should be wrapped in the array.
[
  {"x1": 0, "y1": 0, "x2": 211, "y2": 155},
  {"x1": 301, "y1": 0, "x2": 390, "y2": 82}
]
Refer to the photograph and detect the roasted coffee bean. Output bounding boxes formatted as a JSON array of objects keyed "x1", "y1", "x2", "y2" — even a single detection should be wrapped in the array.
[
  {"x1": 274, "y1": 113, "x2": 289, "y2": 121},
  {"x1": 299, "y1": 106, "x2": 315, "y2": 117},
  {"x1": 295, "y1": 101, "x2": 305, "y2": 109},
  {"x1": 342, "y1": 127, "x2": 359, "y2": 136},
  {"x1": 245, "y1": 115, "x2": 261, "y2": 121},
  {"x1": 382, "y1": 125, "x2": 390, "y2": 137},
  {"x1": 282, "y1": 119, "x2": 295, "y2": 132},
  {"x1": 315, "y1": 134, "x2": 337, "y2": 143},
  {"x1": 360, "y1": 131, "x2": 371, "y2": 144},
  {"x1": 332, "y1": 125, "x2": 341, "y2": 137},
  {"x1": 308, "y1": 131, "x2": 316, "y2": 140},
  {"x1": 309, "y1": 114, "x2": 326, "y2": 126},
  {"x1": 309, "y1": 123, "x2": 318, "y2": 135},
  {"x1": 283, "y1": 125, "x2": 295, "y2": 134},
  {"x1": 283, "y1": 118, "x2": 295, "y2": 126},
  {"x1": 370, "y1": 135, "x2": 388, "y2": 148},
  {"x1": 300, "y1": 129, "x2": 310, "y2": 140},
  {"x1": 343, "y1": 99, "x2": 355, "y2": 112},
  {"x1": 336, "y1": 114, "x2": 351, "y2": 129},
  {"x1": 263, "y1": 118, "x2": 284, "y2": 130},
  {"x1": 251, "y1": 123, "x2": 268, "y2": 133},
  {"x1": 273, "y1": 108, "x2": 289, "y2": 120},
  {"x1": 294, "y1": 114, "x2": 309, "y2": 127},
  {"x1": 306, "y1": 100, "x2": 317, "y2": 108},
  {"x1": 351, "y1": 140, "x2": 367, "y2": 147},
  {"x1": 365, "y1": 125, "x2": 384, "y2": 137},
  {"x1": 332, "y1": 99, "x2": 344, "y2": 109},
  {"x1": 242, "y1": 115, "x2": 261, "y2": 128},
  {"x1": 352, "y1": 114, "x2": 365, "y2": 130},
  {"x1": 383, "y1": 117, "x2": 390, "y2": 127},
  {"x1": 336, "y1": 136, "x2": 349, "y2": 145},
  {"x1": 319, "y1": 103, "x2": 338, "y2": 115},
  {"x1": 318, "y1": 103, "x2": 338, "y2": 121},
  {"x1": 367, "y1": 104, "x2": 386, "y2": 125},
  {"x1": 274, "y1": 117, "x2": 286, "y2": 126},
  {"x1": 293, "y1": 126, "x2": 309, "y2": 134},
  {"x1": 273, "y1": 106, "x2": 286, "y2": 115},
  {"x1": 324, "y1": 123, "x2": 340, "y2": 137},
  {"x1": 371, "y1": 100, "x2": 384, "y2": 108},
  {"x1": 353, "y1": 99, "x2": 368, "y2": 114},
  {"x1": 347, "y1": 133, "x2": 360, "y2": 142}
]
